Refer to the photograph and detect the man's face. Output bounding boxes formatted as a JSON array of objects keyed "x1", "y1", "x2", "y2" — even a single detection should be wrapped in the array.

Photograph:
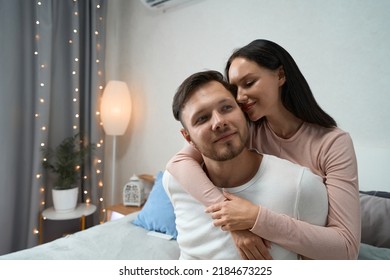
[{"x1": 181, "y1": 81, "x2": 248, "y2": 161}]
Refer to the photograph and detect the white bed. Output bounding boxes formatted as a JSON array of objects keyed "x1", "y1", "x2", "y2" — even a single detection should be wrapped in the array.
[{"x1": 0, "y1": 211, "x2": 179, "y2": 260}]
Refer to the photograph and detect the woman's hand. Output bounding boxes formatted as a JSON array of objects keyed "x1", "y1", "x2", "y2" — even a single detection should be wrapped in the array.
[
  {"x1": 205, "y1": 191, "x2": 259, "y2": 231},
  {"x1": 230, "y1": 230, "x2": 272, "y2": 260}
]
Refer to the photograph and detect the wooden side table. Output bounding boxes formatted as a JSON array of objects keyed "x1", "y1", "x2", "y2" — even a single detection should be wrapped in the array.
[
  {"x1": 39, "y1": 203, "x2": 96, "y2": 244},
  {"x1": 106, "y1": 204, "x2": 142, "y2": 221}
]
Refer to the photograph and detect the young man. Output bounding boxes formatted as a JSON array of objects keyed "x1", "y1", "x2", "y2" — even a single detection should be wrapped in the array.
[{"x1": 163, "y1": 70, "x2": 328, "y2": 260}]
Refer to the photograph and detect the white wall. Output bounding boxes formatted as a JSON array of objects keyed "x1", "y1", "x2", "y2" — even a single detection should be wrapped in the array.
[{"x1": 104, "y1": 0, "x2": 390, "y2": 204}]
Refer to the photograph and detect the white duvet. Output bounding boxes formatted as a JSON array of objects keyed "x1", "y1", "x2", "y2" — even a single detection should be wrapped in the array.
[{"x1": 0, "y1": 212, "x2": 180, "y2": 260}]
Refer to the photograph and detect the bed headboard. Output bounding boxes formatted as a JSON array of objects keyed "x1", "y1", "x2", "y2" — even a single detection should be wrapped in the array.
[{"x1": 355, "y1": 145, "x2": 390, "y2": 192}]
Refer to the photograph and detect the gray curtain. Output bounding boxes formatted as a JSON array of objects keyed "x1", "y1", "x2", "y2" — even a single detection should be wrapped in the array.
[{"x1": 0, "y1": 0, "x2": 106, "y2": 255}]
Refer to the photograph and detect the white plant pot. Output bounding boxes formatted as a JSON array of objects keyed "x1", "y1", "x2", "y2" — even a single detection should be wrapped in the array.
[{"x1": 52, "y1": 187, "x2": 79, "y2": 213}]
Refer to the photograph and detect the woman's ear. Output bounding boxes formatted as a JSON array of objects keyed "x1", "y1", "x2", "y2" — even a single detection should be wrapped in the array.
[
  {"x1": 278, "y1": 66, "x2": 286, "y2": 86},
  {"x1": 180, "y1": 129, "x2": 192, "y2": 144}
]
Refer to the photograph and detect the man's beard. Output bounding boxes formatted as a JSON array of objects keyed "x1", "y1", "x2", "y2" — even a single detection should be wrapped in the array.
[{"x1": 192, "y1": 134, "x2": 247, "y2": 162}]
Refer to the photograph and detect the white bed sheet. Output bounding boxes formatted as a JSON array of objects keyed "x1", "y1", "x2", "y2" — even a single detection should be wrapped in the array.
[{"x1": 0, "y1": 212, "x2": 180, "y2": 260}]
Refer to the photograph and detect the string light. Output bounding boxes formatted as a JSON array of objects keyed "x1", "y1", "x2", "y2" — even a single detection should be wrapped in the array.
[
  {"x1": 31, "y1": 0, "x2": 107, "y2": 242},
  {"x1": 94, "y1": 0, "x2": 106, "y2": 223},
  {"x1": 33, "y1": 0, "x2": 48, "y2": 240}
]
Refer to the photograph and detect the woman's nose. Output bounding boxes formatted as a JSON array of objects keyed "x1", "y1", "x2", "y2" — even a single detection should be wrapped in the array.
[{"x1": 236, "y1": 88, "x2": 248, "y2": 103}]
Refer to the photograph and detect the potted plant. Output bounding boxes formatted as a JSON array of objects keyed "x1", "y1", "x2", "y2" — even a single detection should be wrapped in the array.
[{"x1": 41, "y1": 133, "x2": 95, "y2": 212}]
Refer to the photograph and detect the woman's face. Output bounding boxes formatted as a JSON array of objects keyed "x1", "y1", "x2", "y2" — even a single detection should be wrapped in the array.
[{"x1": 228, "y1": 57, "x2": 285, "y2": 122}]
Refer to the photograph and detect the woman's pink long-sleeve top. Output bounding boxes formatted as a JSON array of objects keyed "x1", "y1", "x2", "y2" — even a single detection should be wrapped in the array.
[{"x1": 166, "y1": 121, "x2": 361, "y2": 259}]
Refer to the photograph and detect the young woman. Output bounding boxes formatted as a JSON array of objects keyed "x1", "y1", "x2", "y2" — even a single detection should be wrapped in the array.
[{"x1": 166, "y1": 39, "x2": 360, "y2": 259}]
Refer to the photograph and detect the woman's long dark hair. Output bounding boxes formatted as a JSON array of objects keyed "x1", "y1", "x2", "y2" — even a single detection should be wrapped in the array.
[{"x1": 225, "y1": 39, "x2": 337, "y2": 128}]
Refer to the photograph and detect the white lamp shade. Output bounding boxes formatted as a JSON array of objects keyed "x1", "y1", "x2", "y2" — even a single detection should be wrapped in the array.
[{"x1": 100, "y1": 80, "x2": 132, "y2": 136}]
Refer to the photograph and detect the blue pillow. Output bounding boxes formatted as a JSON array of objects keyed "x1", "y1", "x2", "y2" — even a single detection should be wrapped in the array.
[{"x1": 132, "y1": 171, "x2": 177, "y2": 239}]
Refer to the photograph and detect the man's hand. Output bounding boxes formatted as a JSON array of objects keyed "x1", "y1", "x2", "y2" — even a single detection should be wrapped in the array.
[
  {"x1": 230, "y1": 230, "x2": 272, "y2": 260},
  {"x1": 205, "y1": 192, "x2": 272, "y2": 259},
  {"x1": 205, "y1": 191, "x2": 258, "y2": 231}
]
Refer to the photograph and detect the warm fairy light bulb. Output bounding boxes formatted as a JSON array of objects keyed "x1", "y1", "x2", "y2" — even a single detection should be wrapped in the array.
[
  {"x1": 33, "y1": 229, "x2": 39, "y2": 235},
  {"x1": 36, "y1": 174, "x2": 41, "y2": 179}
]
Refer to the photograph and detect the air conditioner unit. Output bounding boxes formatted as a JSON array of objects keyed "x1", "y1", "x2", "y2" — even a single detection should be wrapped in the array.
[{"x1": 140, "y1": 0, "x2": 193, "y2": 11}]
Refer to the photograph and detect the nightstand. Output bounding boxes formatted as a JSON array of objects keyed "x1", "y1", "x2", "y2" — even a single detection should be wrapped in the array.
[
  {"x1": 39, "y1": 203, "x2": 96, "y2": 244},
  {"x1": 106, "y1": 204, "x2": 142, "y2": 221}
]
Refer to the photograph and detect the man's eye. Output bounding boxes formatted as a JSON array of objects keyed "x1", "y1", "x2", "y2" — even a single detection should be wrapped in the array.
[
  {"x1": 196, "y1": 115, "x2": 208, "y2": 124},
  {"x1": 222, "y1": 105, "x2": 233, "y2": 112}
]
